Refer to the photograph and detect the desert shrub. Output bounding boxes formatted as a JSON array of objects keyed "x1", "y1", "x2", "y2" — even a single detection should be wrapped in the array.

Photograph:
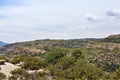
[
  {"x1": 10, "y1": 68, "x2": 29, "y2": 80},
  {"x1": 72, "y1": 49, "x2": 82, "y2": 60},
  {"x1": 46, "y1": 48, "x2": 67, "y2": 64},
  {"x1": 10, "y1": 54, "x2": 29, "y2": 64},
  {"x1": 111, "y1": 67, "x2": 120, "y2": 80},
  {"x1": 22, "y1": 57, "x2": 46, "y2": 70},
  {"x1": 0, "y1": 72, "x2": 6, "y2": 80}
]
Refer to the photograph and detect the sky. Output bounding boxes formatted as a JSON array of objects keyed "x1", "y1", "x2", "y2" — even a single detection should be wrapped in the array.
[{"x1": 0, "y1": 0, "x2": 120, "y2": 43}]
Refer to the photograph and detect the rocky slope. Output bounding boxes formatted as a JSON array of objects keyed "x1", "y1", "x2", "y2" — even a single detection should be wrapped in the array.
[
  {"x1": 0, "y1": 34, "x2": 120, "y2": 72},
  {"x1": 0, "y1": 44, "x2": 46, "y2": 55},
  {"x1": 0, "y1": 39, "x2": 90, "y2": 55},
  {"x1": 0, "y1": 34, "x2": 120, "y2": 55}
]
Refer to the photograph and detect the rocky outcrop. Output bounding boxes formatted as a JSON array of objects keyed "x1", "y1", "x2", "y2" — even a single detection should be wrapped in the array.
[
  {"x1": 0, "y1": 44, "x2": 46, "y2": 55},
  {"x1": 85, "y1": 42, "x2": 120, "y2": 50}
]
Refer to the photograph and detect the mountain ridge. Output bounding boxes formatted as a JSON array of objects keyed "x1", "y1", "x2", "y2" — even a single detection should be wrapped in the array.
[
  {"x1": 0, "y1": 41, "x2": 7, "y2": 47},
  {"x1": 0, "y1": 34, "x2": 120, "y2": 55},
  {"x1": 103, "y1": 34, "x2": 120, "y2": 43}
]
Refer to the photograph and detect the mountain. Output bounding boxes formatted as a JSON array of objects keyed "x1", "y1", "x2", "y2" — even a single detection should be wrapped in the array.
[
  {"x1": 0, "y1": 34, "x2": 120, "y2": 55},
  {"x1": 0, "y1": 41, "x2": 7, "y2": 47},
  {"x1": 0, "y1": 39, "x2": 89, "y2": 55}
]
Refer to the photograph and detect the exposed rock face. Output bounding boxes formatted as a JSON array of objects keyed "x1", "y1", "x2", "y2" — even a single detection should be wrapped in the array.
[
  {"x1": 0, "y1": 44, "x2": 46, "y2": 55},
  {"x1": 90, "y1": 52, "x2": 120, "y2": 72},
  {"x1": 85, "y1": 42, "x2": 120, "y2": 50}
]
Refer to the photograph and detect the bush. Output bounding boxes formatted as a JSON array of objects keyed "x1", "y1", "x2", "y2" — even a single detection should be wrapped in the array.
[
  {"x1": 111, "y1": 67, "x2": 120, "y2": 80},
  {"x1": 0, "y1": 60, "x2": 5, "y2": 65},
  {"x1": 46, "y1": 48, "x2": 66, "y2": 64},
  {"x1": 72, "y1": 49, "x2": 82, "y2": 59},
  {"x1": 10, "y1": 54, "x2": 29, "y2": 64},
  {"x1": 0, "y1": 72, "x2": 6, "y2": 80},
  {"x1": 10, "y1": 68, "x2": 29, "y2": 80},
  {"x1": 55, "y1": 57, "x2": 75, "y2": 70},
  {"x1": 22, "y1": 57, "x2": 46, "y2": 70}
]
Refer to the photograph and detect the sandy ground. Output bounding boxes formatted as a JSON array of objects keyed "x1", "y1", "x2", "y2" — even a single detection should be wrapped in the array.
[
  {"x1": 0, "y1": 62, "x2": 44, "y2": 80},
  {"x1": 0, "y1": 62, "x2": 20, "y2": 79}
]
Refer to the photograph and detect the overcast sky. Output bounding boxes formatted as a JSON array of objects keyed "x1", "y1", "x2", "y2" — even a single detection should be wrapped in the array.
[{"x1": 0, "y1": 0, "x2": 120, "y2": 43}]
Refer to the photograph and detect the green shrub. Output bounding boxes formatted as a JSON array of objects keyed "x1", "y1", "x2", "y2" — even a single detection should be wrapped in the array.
[
  {"x1": 10, "y1": 68, "x2": 29, "y2": 80},
  {"x1": 22, "y1": 57, "x2": 46, "y2": 70},
  {"x1": 72, "y1": 49, "x2": 82, "y2": 59},
  {"x1": 0, "y1": 72, "x2": 6, "y2": 80},
  {"x1": 46, "y1": 48, "x2": 66, "y2": 64}
]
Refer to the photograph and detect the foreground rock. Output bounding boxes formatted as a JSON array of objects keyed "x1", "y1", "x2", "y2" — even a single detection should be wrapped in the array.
[{"x1": 0, "y1": 62, "x2": 20, "y2": 79}]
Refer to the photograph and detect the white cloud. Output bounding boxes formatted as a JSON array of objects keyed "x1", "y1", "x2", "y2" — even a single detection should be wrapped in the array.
[
  {"x1": 106, "y1": 8, "x2": 120, "y2": 19},
  {"x1": 85, "y1": 14, "x2": 101, "y2": 22},
  {"x1": 0, "y1": 0, "x2": 120, "y2": 42}
]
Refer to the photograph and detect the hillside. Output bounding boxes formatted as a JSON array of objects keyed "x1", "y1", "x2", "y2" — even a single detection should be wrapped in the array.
[
  {"x1": 107, "y1": 34, "x2": 120, "y2": 39},
  {"x1": 0, "y1": 38, "x2": 102, "y2": 55},
  {"x1": 0, "y1": 41, "x2": 7, "y2": 47},
  {"x1": 103, "y1": 34, "x2": 120, "y2": 43},
  {"x1": 0, "y1": 35, "x2": 120, "y2": 55},
  {"x1": 0, "y1": 34, "x2": 120, "y2": 79}
]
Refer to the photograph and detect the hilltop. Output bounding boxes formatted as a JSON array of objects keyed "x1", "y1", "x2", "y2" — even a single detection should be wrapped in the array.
[
  {"x1": 106, "y1": 34, "x2": 120, "y2": 39},
  {"x1": 103, "y1": 34, "x2": 120, "y2": 43}
]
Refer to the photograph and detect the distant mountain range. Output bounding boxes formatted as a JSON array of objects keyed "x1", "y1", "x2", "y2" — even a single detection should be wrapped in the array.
[
  {"x1": 0, "y1": 34, "x2": 120, "y2": 48},
  {"x1": 0, "y1": 41, "x2": 7, "y2": 47},
  {"x1": 0, "y1": 34, "x2": 120, "y2": 55}
]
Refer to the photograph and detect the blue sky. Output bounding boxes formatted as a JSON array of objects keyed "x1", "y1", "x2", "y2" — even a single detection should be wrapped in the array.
[{"x1": 0, "y1": 0, "x2": 120, "y2": 43}]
